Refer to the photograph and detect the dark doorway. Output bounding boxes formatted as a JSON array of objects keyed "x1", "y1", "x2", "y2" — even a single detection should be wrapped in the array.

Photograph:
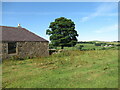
[{"x1": 8, "y1": 42, "x2": 16, "y2": 54}]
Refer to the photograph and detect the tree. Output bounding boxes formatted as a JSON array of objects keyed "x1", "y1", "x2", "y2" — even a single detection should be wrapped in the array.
[{"x1": 46, "y1": 17, "x2": 79, "y2": 49}]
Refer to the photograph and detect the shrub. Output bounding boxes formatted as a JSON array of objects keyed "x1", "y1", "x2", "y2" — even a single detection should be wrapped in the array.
[
  {"x1": 95, "y1": 43, "x2": 106, "y2": 46},
  {"x1": 77, "y1": 45, "x2": 84, "y2": 50},
  {"x1": 100, "y1": 47, "x2": 107, "y2": 50}
]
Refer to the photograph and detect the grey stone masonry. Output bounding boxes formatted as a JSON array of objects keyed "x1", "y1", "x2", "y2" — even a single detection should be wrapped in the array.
[{"x1": 1, "y1": 41, "x2": 49, "y2": 60}]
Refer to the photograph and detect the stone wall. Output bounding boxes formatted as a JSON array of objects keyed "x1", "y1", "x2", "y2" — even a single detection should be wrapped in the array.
[
  {"x1": 1, "y1": 41, "x2": 49, "y2": 60},
  {"x1": 0, "y1": 42, "x2": 8, "y2": 59},
  {"x1": 0, "y1": 42, "x2": 3, "y2": 59}
]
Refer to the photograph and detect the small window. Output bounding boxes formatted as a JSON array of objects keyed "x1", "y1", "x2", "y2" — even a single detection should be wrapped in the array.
[{"x1": 8, "y1": 42, "x2": 16, "y2": 54}]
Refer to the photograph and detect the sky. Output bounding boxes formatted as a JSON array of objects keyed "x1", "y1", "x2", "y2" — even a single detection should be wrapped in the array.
[{"x1": 2, "y1": 2, "x2": 118, "y2": 41}]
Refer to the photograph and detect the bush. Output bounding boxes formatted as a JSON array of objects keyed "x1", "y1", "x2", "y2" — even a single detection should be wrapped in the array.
[
  {"x1": 76, "y1": 45, "x2": 84, "y2": 50},
  {"x1": 95, "y1": 43, "x2": 101, "y2": 46},
  {"x1": 91, "y1": 48, "x2": 96, "y2": 50},
  {"x1": 95, "y1": 43, "x2": 106, "y2": 46},
  {"x1": 101, "y1": 47, "x2": 106, "y2": 50}
]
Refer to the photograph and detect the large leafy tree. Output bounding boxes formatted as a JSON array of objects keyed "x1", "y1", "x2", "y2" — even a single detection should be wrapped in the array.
[{"x1": 46, "y1": 17, "x2": 79, "y2": 49}]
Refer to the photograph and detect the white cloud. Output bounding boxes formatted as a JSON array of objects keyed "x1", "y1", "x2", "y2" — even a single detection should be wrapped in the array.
[
  {"x1": 81, "y1": 3, "x2": 117, "y2": 22},
  {"x1": 80, "y1": 16, "x2": 89, "y2": 22},
  {"x1": 94, "y1": 24, "x2": 118, "y2": 33}
]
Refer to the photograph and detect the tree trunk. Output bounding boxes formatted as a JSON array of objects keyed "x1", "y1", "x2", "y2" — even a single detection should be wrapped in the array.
[{"x1": 61, "y1": 46, "x2": 64, "y2": 49}]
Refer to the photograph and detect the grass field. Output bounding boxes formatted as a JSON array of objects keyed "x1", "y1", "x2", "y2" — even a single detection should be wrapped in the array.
[{"x1": 2, "y1": 49, "x2": 118, "y2": 88}]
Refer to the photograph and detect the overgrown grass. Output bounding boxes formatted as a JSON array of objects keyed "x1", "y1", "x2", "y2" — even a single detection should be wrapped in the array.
[{"x1": 2, "y1": 50, "x2": 118, "y2": 88}]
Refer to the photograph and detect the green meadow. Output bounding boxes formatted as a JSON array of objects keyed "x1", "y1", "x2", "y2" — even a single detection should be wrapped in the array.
[{"x1": 2, "y1": 48, "x2": 118, "y2": 88}]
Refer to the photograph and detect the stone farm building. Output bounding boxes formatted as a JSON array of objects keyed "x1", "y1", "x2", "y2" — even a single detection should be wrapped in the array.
[{"x1": 0, "y1": 25, "x2": 49, "y2": 60}]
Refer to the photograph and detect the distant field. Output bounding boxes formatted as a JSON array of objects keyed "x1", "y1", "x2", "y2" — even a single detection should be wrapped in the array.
[
  {"x1": 56, "y1": 43, "x2": 118, "y2": 50},
  {"x1": 2, "y1": 49, "x2": 118, "y2": 88}
]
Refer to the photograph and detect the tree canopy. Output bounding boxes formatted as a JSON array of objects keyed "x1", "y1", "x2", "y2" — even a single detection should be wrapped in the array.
[{"x1": 46, "y1": 17, "x2": 79, "y2": 49}]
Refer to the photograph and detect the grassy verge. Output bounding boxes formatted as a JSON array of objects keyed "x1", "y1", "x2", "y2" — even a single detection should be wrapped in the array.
[{"x1": 2, "y1": 50, "x2": 118, "y2": 88}]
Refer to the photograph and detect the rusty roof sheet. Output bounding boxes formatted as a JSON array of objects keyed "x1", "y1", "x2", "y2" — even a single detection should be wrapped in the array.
[{"x1": 0, "y1": 26, "x2": 48, "y2": 42}]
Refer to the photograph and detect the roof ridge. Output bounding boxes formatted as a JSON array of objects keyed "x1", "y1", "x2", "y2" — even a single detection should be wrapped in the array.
[{"x1": 0, "y1": 26, "x2": 22, "y2": 29}]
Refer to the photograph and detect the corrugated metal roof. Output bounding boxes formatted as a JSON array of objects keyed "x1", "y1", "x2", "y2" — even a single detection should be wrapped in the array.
[{"x1": 0, "y1": 26, "x2": 48, "y2": 42}]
